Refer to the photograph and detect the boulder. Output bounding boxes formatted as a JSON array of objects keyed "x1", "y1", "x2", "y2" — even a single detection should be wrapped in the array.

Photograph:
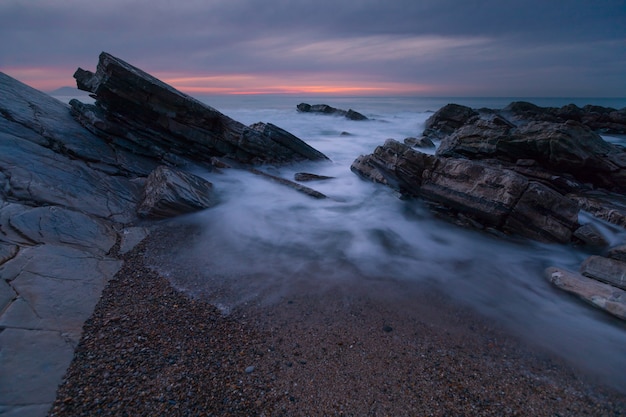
[
  {"x1": 137, "y1": 166, "x2": 218, "y2": 219},
  {"x1": 422, "y1": 103, "x2": 479, "y2": 140},
  {"x1": 71, "y1": 52, "x2": 328, "y2": 166},
  {"x1": 296, "y1": 103, "x2": 368, "y2": 120},
  {"x1": 351, "y1": 139, "x2": 579, "y2": 243}
]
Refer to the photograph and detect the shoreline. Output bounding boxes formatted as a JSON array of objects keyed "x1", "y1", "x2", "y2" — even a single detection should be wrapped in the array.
[{"x1": 50, "y1": 232, "x2": 626, "y2": 416}]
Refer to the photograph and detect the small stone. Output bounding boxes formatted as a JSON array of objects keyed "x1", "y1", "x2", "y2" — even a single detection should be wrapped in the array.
[
  {"x1": 383, "y1": 325, "x2": 393, "y2": 333},
  {"x1": 245, "y1": 365, "x2": 255, "y2": 374}
]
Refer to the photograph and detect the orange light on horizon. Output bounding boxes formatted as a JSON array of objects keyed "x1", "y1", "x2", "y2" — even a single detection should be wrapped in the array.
[
  {"x1": 160, "y1": 72, "x2": 439, "y2": 96},
  {"x1": 2, "y1": 66, "x2": 440, "y2": 97}
]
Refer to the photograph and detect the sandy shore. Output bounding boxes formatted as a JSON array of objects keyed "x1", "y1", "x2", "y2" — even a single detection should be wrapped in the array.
[{"x1": 49, "y1": 230, "x2": 626, "y2": 416}]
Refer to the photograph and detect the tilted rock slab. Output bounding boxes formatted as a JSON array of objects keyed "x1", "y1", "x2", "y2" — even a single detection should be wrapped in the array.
[
  {"x1": 351, "y1": 139, "x2": 579, "y2": 243},
  {"x1": 71, "y1": 52, "x2": 328, "y2": 166},
  {"x1": 137, "y1": 166, "x2": 218, "y2": 219},
  {"x1": 545, "y1": 267, "x2": 626, "y2": 321}
]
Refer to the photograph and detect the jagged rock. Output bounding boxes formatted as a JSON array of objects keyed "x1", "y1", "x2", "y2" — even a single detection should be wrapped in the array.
[
  {"x1": 438, "y1": 119, "x2": 626, "y2": 191},
  {"x1": 351, "y1": 139, "x2": 579, "y2": 243},
  {"x1": 72, "y1": 52, "x2": 328, "y2": 166},
  {"x1": 137, "y1": 166, "x2": 218, "y2": 219},
  {"x1": 504, "y1": 101, "x2": 626, "y2": 134},
  {"x1": 422, "y1": 103, "x2": 479, "y2": 140},
  {"x1": 545, "y1": 267, "x2": 626, "y2": 321},
  {"x1": 296, "y1": 103, "x2": 368, "y2": 120},
  {"x1": 294, "y1": 172, "x2": 334, "y2": 182},
  {"x1": 404, "y1": 136, "x2": 435, "y2": 148},
  {"x1": 580, "y1": 255, "x2": 626, "y2": 290}
]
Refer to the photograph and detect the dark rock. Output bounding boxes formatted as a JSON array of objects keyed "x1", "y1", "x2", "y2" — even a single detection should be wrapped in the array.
[
  {"x1": 438, "y1": 118, "x2": 626, "y2": 191},
  {"x1": 573, "y1": 224, "x2": 610, "y2": 247},
  {"x1": 607, "y1": 245, "x2": 626, "y2": 263},
  {"x1": 422, "y1": 104, "x2": 479, "y2": 140},
  {"x1": 503, "y1": 101, "x2": 626, "y2": 134},
  {"x1": 294, "y1": 173, "x2": 334, "y2": 182},
  {"x1": 296, "y1": 103, "x2": 368, "y2": 121},
  {"x1": 137, "y1": 166, "x2": 217, "y2": 219},
  {"x1": 72, "y1": 52, "x2": 328, "y2": 166},
  {"x1": 580, "y1": 255, "x2": 626, "y2": 291},
  {"x1": 249, "y1": 169, "x2": 327, "y2": 199},
  {"x1": 351, "y1": 139, "x2": 579, "y2": 243},
  {"x1": 404, "y1": 136, "x2": 435, "y2": 148}
]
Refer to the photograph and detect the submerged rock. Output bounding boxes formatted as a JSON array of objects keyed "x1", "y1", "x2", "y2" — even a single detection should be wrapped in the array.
[{"x1": 296, "y1": 103, "x2": 368, "y2": 120}]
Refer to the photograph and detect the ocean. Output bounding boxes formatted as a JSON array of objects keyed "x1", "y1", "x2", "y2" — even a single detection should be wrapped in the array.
[{"x1": 55, "y1": 93, "x2": 626, "y2": 389}]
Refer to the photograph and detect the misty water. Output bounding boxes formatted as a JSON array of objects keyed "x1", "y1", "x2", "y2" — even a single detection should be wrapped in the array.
[{"x1": 136, "y1": 95, "x2": 626, "y2": 390}]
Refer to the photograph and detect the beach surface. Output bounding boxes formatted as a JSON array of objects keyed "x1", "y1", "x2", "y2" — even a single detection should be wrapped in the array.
[{"x1": 49, "y1": 228, "x2": 626, "y2": 416}]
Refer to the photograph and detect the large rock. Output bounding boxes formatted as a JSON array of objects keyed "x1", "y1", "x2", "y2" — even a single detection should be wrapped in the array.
[
  {"x1": 71, "y1": 52, "x2": 328, "y2": 166},
  {"x1": 137, "y1": 166, "x2": 218, "y2": 219},
  {"x1": 422, "y1": 104, "x2": 479, "y2": 140},
  {"x1": 503, "y1": 101, "x2": 626, "y2": 134},
  {"x1": 437, "y1": 119, "x2": 626, "y2": 191},
  {"x1": 351, "y1": 139, "x2": 579, "y2": 243}
]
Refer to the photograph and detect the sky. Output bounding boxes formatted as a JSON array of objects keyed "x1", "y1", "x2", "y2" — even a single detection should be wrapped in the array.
[{"x1": 0, "y1": 0, "x2": 625, "y2": 97}]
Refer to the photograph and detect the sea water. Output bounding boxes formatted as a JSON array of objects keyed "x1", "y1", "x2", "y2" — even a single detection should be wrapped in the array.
[
  {"x1": 56, "y1": 93, "x2": 626, "y2": 389},
  {"x1": 186, "y1": 95, "x2": 626, "y2": 390}
]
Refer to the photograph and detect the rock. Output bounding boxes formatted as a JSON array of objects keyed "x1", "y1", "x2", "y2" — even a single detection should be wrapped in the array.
[
  {"x1": 296, "y1": 103, "x2": 368, "y2": 120},
  {"x1": 294, "y1": 173, "x2": 334, "y2": 182},
  {"x1": 607, "y1": 245, "x2": 626, "y2": 263},
  {"x1": 403, "y1": 136, "x2": 435, "y2": 148},
  {"x1": 71, "y1": 52, "x2": 328, "y2": 166},
  {"x1": 137, "y1": 166, "x2": 218, "y2": 219},
  {"x1": 503, "y1": 101, "x2": 626, "y2": 134},
  {"x1": 572, "y1": 224, "x2": 609, "y2": 247},
  {"x1": 249, "y1": 169, "x2": 327, "y2": 199},
  {"x1": 8, "y1": 206, "x2": 118, "y2": 256},
  {"x1": 351, "y1": 139, "x2": 579, "y2": 243},
  {"x1": 580, "y1": 255, "x2": 626, "y2": 290},
  {"x1": 438, "y1": 119, "x2": 626, "y2": 191},
  {"x1": 422, "y1": 104, "x2": 479, "y2": 140},
  {"x1": 545, "y1": 267, "x2": 626, "y2": 321}
]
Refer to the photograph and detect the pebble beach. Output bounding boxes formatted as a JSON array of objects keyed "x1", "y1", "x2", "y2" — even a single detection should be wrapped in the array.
[{"x1": 48, "y1": 229, "x2": 626, "y2": 417}]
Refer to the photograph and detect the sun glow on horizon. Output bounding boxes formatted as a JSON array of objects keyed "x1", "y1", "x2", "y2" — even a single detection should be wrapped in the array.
[
  {"x1": 159, "y1": 72, "x2": 438, "y2": 96},
  {"x1": 3, "y1": 66, "x2": 438, "y2": 97}
]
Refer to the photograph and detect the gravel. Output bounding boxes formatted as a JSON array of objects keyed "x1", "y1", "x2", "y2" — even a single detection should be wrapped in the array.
[{"x1": 49, "y1": 233, "x2": 626, "y2": 416}]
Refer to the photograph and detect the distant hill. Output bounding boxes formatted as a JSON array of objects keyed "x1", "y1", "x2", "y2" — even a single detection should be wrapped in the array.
[{"x1": 48, "y1": 86, "x2": 90, "y2": 96}]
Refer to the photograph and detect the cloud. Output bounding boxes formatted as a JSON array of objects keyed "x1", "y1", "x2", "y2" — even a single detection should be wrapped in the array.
[{"x1": 0, "y1": 0, "x2": 624, "y2": 96}]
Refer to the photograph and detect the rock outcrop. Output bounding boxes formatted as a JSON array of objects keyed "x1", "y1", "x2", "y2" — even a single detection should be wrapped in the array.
[
  {"x1": 71, "y1": 53, "x2": 328, "y2": 166},
  {"x1": 0, "y1": 52, "x2": 330, "y2": 415},
  {"x1": 502, "y1": 101, "x2": 626, "y2": 134},
  {"x1": 296, "y1": 103, "x2": 368, "y2": 121},
  {"x1": 352, "y1": 101, "x2": 626, "y2": 245},
  {"x1": 351, "y1": 139, "x2": 579, "y2": 243}
]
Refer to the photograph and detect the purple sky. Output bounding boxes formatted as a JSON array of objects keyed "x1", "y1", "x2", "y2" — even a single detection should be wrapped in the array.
[{"x1": 1, "y1": 0, "x2": 625, "y2": 96}]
